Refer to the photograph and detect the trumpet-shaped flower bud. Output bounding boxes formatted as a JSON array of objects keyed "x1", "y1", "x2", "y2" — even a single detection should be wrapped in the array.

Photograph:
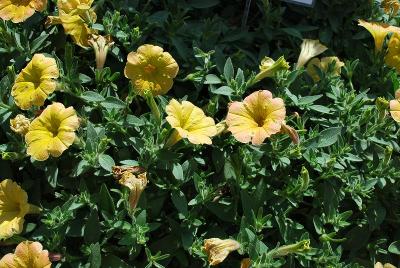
[
  {"x1": 88, "y1": 34, "x2": 114, "y2": 69},
  {"x1": 203, "y1": 238, "x2": 240, "y2": 266},
  {"x1": 254, "y1": 56, "x2": 290, "y2": 82},
  {"x1": 358, "y1": 20, "x2": 400, "y2": 52},
  {"x1": 296, "y1": 39, "x2": 328, "y2": 68},
  {"x1": 270, "y1": 239, "x2": 310, "y2": 258}
]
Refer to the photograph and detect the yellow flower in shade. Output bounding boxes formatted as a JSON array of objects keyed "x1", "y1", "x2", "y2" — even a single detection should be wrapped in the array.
[
  {"x1": 0, "y1": 241, "x2": 51, "y2": 268},
  {"x1": 25, "y1": 102, "x2": 80, "y2": 161},
  {"x1": 0, "y1": 179, "x2": 40, "y2": 239},
  {"x1": 165, "y1": 99, "x2": 217, "y2": 146},
  {"x1": 358, "y1": 20, "x2": 400, "y2": 51},
  {"x1": 385, "y1": 33, "x2": 400, "y2": 73},
  {"x1": 306, "y1": 56, "x2": 344, "y2": 82},
  {"x1": 382, "y1": 0, "x2": 400, "y2": 16},
  {"x1": 112, "y1": 166, "x2": 147, "y2": 210},
  {"x1": 270, "y1": 239, "x2": 310, "y2": 258},
  {"x1": 0, "y1": 0, "x2": 47, "y2": 23},
  {"x1": 254, "y1": 56, "x2": 290, "y2": 82},
  {"x1": 46, "y1": 0, "x2": 96, "y2": 48},
  {"x1": 11, "y1": 54, "x2": 59, "y2": 110},
  {"x1": 240, "y1": 258, "x2": 251, "y2": 268},
  {"x1": 203, "y1": 238, "x2": 240, "y2": 266},
  {"x1": 10, "y1": 114, "x2": 30, "y2": 136},
  {"x1": 88, "y1": 34, "x2": 114, "y2": 69},
  {"x1": 296, "y1": 39, "x2": 328, "y2": 68},
  {"x1": 390, "y1": 91, "x2": 400, "y2": 122},
  {"x1": 124, "y1": 44, "x2": 179, "y2": 96},
  {"x1": 226, "y1": 90, "x2": 286, "y2": 145},
  {"x1": 375, "y1": 262, "x2": 396, "y2": 268}
]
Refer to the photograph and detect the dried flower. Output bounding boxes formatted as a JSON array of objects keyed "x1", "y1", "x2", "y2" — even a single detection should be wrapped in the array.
[
  {"x1": 296, "y1": 39, "x2": 328, "y2": 68},
  {"x1": 0, "y1": 241, "x2": 51, "y2": 267},
  {"x1": 0, "y1": 0, "x2": 47, "y2": 23},
  {"x1": 254, "y1": 56, "x2": 290, "y2": 82},
  {"x1": 226, "y1": 90, "x2": 286, "y2": 145},
  {"x1": 0, "y1": 179, "x2": 41, "y2": 239},
  {"x1": 240, "y1": 258, "x2": 251, "y2": 268},
  {"x1": 12, "y1": 54, "x2": 59, "y2": 110},
  {"x1": 10, "y1": 114, "x2": 30, "y2": 136},
  {"x1": 25, "y1": 103, "x2": 80, "y2": 161},
  {"x1": 88, "y1": 34, "x2": 114, "y2": 69},
  {"x1": 280, "y1": 123, "x2": 300, "y2": 144},
  {"x1": 124, "y1": 44, "x2": 179, "y2": 96},
  {"x1": 112, "y1": 166, "x2": 147, "y2": 210},
  {"x1": 165, "y1": 99, "x2": 217, "y2": 146},
  {"x1": 203, "y1": 238, "x2": 240, "y2": 266},
  {"x1": 381, "y1": 0, "x2": 400, "y2": 16},
  {"x1": 306, "y1": 56, "x2": 344, "y2": 82}
]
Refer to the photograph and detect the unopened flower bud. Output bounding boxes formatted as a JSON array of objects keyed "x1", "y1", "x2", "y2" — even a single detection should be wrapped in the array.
[{"x1": 10, "y1": 114, "x2": 30, "y2": 136}]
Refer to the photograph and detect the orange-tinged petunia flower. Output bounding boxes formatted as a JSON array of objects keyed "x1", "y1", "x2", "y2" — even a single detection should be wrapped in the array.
[
  {"x1": 226, "y1": 90, "x2": 286, "y2": 145},
  {"x1": 390, "y1": 96, "x2": 400, "y2": 122},
  {"x1": 0, "y1": 179, "x2": 40, "y2": 239},
  {"x1": 25, "y1": 102, "x2": 80, "y2": 161},
  {"x1": 57, "y1": 0, "x2": 94, "y2": 13},
  {"x1": 0, "y1": 241, "x2": 51, "y2": 268},
  {"x1": 358, "y1": 20, "x2": 400, "y2": 51},
  {"x1": 10, "y1": 114, "x2": 30, "y2": 136},
  {"x1": 124, "y1": 44, "x2": 179, "y2": 96},
  {"x1": 0, "y1": 0, "x2": 47, "y2": 23},
  {"x1": 296, "y1": 39, "x2": 328, "y2": 68},
  {"x1": 385, "y1": 33, "x2": 400, "y2": 73},
  {"x1": 165, "y1": 99, "x2": 217, "y2": 146},
  {"x1": 203, "y1": 238, "x2": 240, "y2": 266},
  {"x1": 11, "y1": 54, "x2": 59, "y2": 110},
  {"x1": 306, "y1": 56, "x2": 344, "y2": 82}
]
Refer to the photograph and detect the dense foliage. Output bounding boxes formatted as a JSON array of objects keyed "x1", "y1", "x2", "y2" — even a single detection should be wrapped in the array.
[{"x1": 1, "y1": 0, "x2": 400, "y2": 267}]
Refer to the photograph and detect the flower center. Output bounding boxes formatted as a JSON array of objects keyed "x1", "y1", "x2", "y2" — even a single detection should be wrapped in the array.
[
  {"x1": 143, "y1": 64, "x2": 156, "y2": 74},
  {"x1": 48, "y1": 119, "x2": 61, "y2": 137}
]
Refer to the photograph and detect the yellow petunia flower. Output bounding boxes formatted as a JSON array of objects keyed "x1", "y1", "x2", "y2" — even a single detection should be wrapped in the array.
[
  {"x1": 46, "y1": 0, "x2": 96, "y2": 48},
  {"x1": 112, "y1": 166, "x2": 147, "y2": 210},
  {"x1": 390, "y1": 94, "x2": 400, "y2": 122},
  {"x1": 11, "y1": 54, "x2": 59, "y2": 110},
  {"x1": 382, "y1": 0, "x2": 400, "y2": 16},
  {"x1": 226, "y1": 90, "x2": 286, "y2": 145},
  {"x1": 0, "y1": 179, "x2": 40, "y2": 240},
  {"x1": 254, "y1": 56, "x2": 290, "y2": 82},
  {"x1": 25, "y1": 102, "x2": 80, "y2": 161},
  {"x1": 296, "y1": 39, "x2": 328, "y2": 68},
  {"x1": 306, "y1": 56, "x2": 344, "y2": 82},
  {"x1": 165, "y1": 99, "x2": 217, "y2": 146},
  {"x1": 0, "y1": 241, "x2": 51, "y2": 268},
  {"x1": 10, "y1": 114, "x2": 30, "y2": 136},
  {"x1": 0, "y1": 0, "x2": 47, "y2": 23},
  {"x1": 203, "y1": 238, "x2": 240, "y2": 266},
  {"x1": 385, "y1": 33, "x2": 400, "y2": 73},
  {"x1": 375, "y1": 262, "x2": 396, "y2": 268},
  {"x1": 358, "y1": 20, "x2": 400, "y2": 51},
  {"x1": 124, "y1": 44, "x2": 179, "y2": 96}
]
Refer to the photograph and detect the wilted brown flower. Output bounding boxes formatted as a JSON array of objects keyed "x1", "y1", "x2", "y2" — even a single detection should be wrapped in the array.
[{"x1": 203, "y1": 238, "x2": 240, "y2": 266}]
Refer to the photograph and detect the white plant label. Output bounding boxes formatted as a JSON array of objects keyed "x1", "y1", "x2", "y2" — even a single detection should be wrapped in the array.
[{"x1": 283, "y1": 0, "x2": 315, "y2": 7}]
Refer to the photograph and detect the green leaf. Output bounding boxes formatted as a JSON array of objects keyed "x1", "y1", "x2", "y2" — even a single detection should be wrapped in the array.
[
  {"x1": 85, "y1": 209, "x2": 101, "y2": 244},
  {"x1": 98, "y1": 154, "x2": 115, "y2": 172},
  {"x1": 389, "y1": 241, "x2": 400, "y2": 255},
  {"x1": 171, "y1": 191, "x2": 188, "y2": 216},
  {"x1": 223, "y1": 57, "x2": 234, "y2": 81},
  {"x1": 172, "y1": 163, "x2": 184, "y2": 181},
  {"x1": 100, "y1": 97, "x2": 126, "y2": 110},
  {"x1": 89, "y1": 243, "x2": 102, "y2": 268},
  {"x1": 204, "y1": 74, "x2": 222, "y2": 84},
  {"x1": 317, "y1": 127, "x2": 343, "y2": 148},
  {"x1": 211, "y1": 86, "x2": 233, "y2": 96},
  {"x1": 98, "y1": 184, "x2": 115, "y2": 217},
  {"x1": 45, "y1": 165, "x2": 58, "y2": 188},
  {"x1": 81, "y1": 91, "x2": 105, "y2": 102}
]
